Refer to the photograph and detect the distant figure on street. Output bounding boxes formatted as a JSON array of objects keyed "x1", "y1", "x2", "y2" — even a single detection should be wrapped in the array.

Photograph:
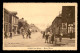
[
  {"x1": 48, "y1": 32, "x2": 52, "y2": 44},
  {"x1": 27, "y1": 29, "x2": 31, "y2": 38},
  {"x1": 54, "y1": 35, "x2": 57, "y2": 45},
  {"x1": 48, "y1": 30, "x2": 53, "y2": 44},
  {"x1": 43, "y1": 32, "x2": 45, "y2": 38},
  {"x1": 45, "y1": 32, "x2": 49, "y2": 43},
  {"x1": 51, "y1": 33, "x2": 55, "y2": 44},
  {"x1": 59, "y1": 33, "x2": 63, "y2": 42},
  {"x1": 22, "y1": 29, "x2": 25, "y2": 39},
  {"x1": 70, "y1": 32, "x2": 73, "y2": 39},
  {"x1": 10, "y1": 32, "x2": 12, "y2": 39},
  {"x1": 26, "y1": 31, "x2": 28, "y2": 38}
]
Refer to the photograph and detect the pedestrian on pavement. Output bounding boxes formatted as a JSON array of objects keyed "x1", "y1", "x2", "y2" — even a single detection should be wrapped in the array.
[
  {"x1": 48, "y1": 31, "x2": 52, "y2": 44},
  {"x1": 59, "y1": 33, "x2": 63, "y2": 42},
  {"x1": 51, "y1": 33, "x2": 55, "y2": 44},
  {"x1": 4, "y1": 31, "x2": 7, "y2": 39},
  {"x1": 10, "y1": 32, "x2": 12, "y2": 39},
  {"x1": 70, "y1": 32, "x2": 73, "y2": 39},
  {"x1": 27, "y1": 29, "x2": 31, "y2": 39},
  {"x1": 54, "y1": 35, "x2": 57, "y2": 45},
  {"x1": 43, "y1": 32, "x2": 45, "y2": 38},
  {"x1": 22, "y1": 29, "x2": 25, "y2": 39},
  {"x1": 26, "y1": 31, "x2": 28, "y2": 38},
  {"x1": 45, "y1": 32, "x2": 49, "y2": 43},
  {"x1": 49, "y1": 30, "x2": 53, "y2": 44}
]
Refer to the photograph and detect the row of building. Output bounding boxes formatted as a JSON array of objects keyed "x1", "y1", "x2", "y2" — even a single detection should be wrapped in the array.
[
  {"x1": 3, "y1": 8, "x2": 30, "y2": 37},
  {"x1": 46, "y1": 6, "x2": 75, "y2": 38},
  {"x1": 3, "y1": 8, "x2": 40, "y2": 37},
  {"x1": 4, "y1": 8, "x2": 19, "y2": 36},
  {"x1": 29, "y1": 24, "x2": 41, "y2": 33}
]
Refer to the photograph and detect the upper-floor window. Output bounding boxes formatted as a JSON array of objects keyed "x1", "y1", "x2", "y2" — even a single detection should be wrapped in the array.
[
  {"x1": 62, "y1": 23, "x2": 67, "y2": 29},
  {"x1": 13, "y1": 16, "x2": 18, "y2": 24},
  {"x1": 4, "y1": 12, "x2": 9, "y2": 22},
  {"x1": 15, "y1": 17, "x2": 18, "y2": 24}
]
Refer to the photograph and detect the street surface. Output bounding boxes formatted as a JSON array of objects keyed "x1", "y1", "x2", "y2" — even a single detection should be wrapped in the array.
[{"x1": 4, "y1": 32, "x2": 75, "y2": 47}]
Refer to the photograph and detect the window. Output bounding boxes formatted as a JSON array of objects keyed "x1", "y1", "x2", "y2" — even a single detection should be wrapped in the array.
[
  {"x1": 6, "y1": 25, "x2": 8, "y2": 32},
  {"x1": 62, "y1": 23, "x2": 67, "y2": 29},
  {"x1": 6, "y1": 13, "x2": 9, "y2": 22},
  {"x1": 4, "y1": 13, "x2": 8, "y2": 22},
  {"x1": 68, "y1": 24, "x2": 74, "y2": 33}
]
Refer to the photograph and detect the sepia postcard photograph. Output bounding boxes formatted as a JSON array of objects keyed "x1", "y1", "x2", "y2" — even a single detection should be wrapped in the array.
[{"x1": 3, "y1": 2, "x2": 77, "y2": 50}]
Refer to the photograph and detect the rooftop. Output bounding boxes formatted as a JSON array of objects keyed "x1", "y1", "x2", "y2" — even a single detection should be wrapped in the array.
[{"x1": 4, "y1": 8, "x2": 19, "y2": 19}]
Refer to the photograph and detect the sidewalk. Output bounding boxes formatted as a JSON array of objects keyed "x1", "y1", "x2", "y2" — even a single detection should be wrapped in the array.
[{"x1": 53, "y1": 38, "x2": 75, "y2": 47}]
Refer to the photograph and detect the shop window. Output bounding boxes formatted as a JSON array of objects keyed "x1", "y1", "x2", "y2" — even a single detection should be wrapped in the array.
[{"x1": 68, "y1": 24, "x2": 74, "y2": 33}]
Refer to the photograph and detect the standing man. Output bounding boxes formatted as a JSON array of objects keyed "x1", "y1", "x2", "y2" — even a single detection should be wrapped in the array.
[
  {"x1": 22, "y1": 29, "x2": 25, "y2": 39},
  {"x1": 4, "y1": 31, "x2": 7, "y2": 39},
  {"x1": 45, "y1": 31, "x2": 49, "y2": 43},
  {"x1": 26, "y1": 31, "x2": 28, "y2": 38},
  {"x1": 54, "y1": 35, "x2": 57, "y2": 45},
  {"x1": 27, "y1": 29, "x2": 31, "y2": 38},
  {"x1": 51, "y1": 33, "x2": 55, "y2": 44},
  {"x1": 49, "y1": 30, "x2": 52, "y2": 44},
  {"x1": 10, "y1": 32, "x2": 12, "y2": 39},
  {"x1": 43, "y1": 32, "x2": 45, "y2": 38},
  {"x1": 59, "y1": 33, "x2": 63, "y2": 42},
  {"x1": 70, "y1": 31, "x2": 73, "y2": 39}
]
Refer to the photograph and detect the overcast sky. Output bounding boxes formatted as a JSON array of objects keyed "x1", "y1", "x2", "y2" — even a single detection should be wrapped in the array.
[{"x1": 3, "y1": 3, "x2": 63, "y2": 31}]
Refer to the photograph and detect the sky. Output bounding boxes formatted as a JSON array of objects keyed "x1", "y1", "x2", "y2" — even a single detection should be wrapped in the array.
[{"x1": 3, "y1": 3, "x2": 62, "y2": 31}]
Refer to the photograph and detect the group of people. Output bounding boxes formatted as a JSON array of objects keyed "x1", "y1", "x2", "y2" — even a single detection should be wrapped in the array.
[
  {"x1": 4, "y1": 28, "x2": 31, "y2": 39},
  {"x1": 4, "y1": 31, "x2": 12, "y2": 39},
  {"x1": 21, "y1": 29, "x2": 31, "y2": 39},
  {"x1": 42, "y1": 30, "x2": 63, "y2": 45}
]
